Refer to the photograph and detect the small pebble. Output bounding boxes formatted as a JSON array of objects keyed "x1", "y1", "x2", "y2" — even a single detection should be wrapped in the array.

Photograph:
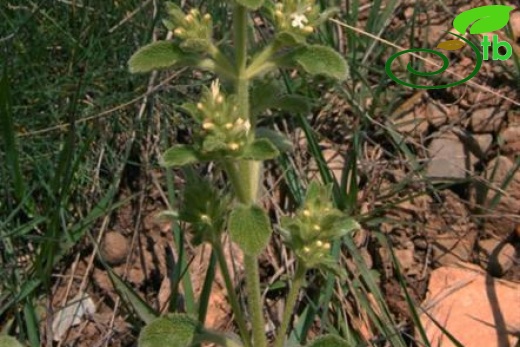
[{"x1": 100, "y1": 232, "x2": 130, "y2": 266}]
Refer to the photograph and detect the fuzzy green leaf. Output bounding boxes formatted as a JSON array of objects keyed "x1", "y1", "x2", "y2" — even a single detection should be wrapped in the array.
[
  {"x1": 162, "y1": 145, "x2": 200, "y2": 167},
  {"x1": 129, "y1": 41, "x2": 194, "y2": 73},
  {"x1": 138, "y1": 314, "x2": 200, "y2": 347},
  {"x1": 275, "y1": 31, "x2": 306, "y2": 46},
  {"x1": 306, "y1": 334, "x2": 351, "y2": 347},
  {"x1": 234, "y1": 0, "x2": 264, "y2": 10},
  {"x1": 255, "y1": 127, "x2": 293, "y2": 153},
  {"x1": 0, "y1": 336, "x2": 24, "y2": 347},
  {"x1": 291, "y1": 45, "x2": 349, "y2": 80},
  {"x1": 453, "y1": 5, "x2": 513, "y2": 35},
  {"x1": 229, "y1": 204, "x2": 272, "y2": 256},
  {"x1": 242, "y1": 138, "x2": 280, "y2": 160},
  {"x1": 180, "y1": 39, "x2": 210, "y2": 53},
  {"x1": 250, "y1": 79, "x2": 282, "y2": 115},
  {"x1": 165, "y1": 2, "x2": 185, "y2": 22}
]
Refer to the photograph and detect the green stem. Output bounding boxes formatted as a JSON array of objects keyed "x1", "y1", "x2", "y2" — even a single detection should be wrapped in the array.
[
  {"x1": 274, "y1": 262, "x2": 306, "y2": 347},
  {"x1": 244, "y1": 254, "x2": 268, "y2": 347},
  {"x1": 230, "y1": 5, "x2": 268, "y2": 347},
  {"x1": 223, "y1": 161, "x2": 249, "y2": 203},
  {"x1": 214, "y1": 241, "x2": 252, "y2": 347}
]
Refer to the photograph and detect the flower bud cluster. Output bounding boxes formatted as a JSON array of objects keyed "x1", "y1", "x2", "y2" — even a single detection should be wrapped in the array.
[
  {"x1": 272, "y1": 0, "x2": 320, "y2": 36},
  {"x1": 194, "y1": 80, "x2": 251, "y2": 155},
  {"x1": 279, "y1": 182, "x2": 359, "y2": 270},
  {"x1": 166, "y1": 3, "x2": 213, "y2": 51}
]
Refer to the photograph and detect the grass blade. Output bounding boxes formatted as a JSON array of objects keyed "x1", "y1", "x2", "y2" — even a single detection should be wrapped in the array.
[{"x1": 0, "y1": 69, "x2": 25, "y2": 202}]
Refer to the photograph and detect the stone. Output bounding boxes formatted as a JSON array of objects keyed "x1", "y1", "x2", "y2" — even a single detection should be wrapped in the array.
[
  {"x1": 426, "y1": 25, "x2": 447, "y2": 47},
  {"x1": 426, "y1": 131, "x2": 470, "y2": 179},
  {"x1": 478, "y1": 238, "x2": 517, "y2": 277},
  {"x1": 100, "y1": 232, "x2": 130, "y2": 266},
  {"x1": 480, "y1": 156, "x2": 520, "y2": 237},
  {"x1": 499, "y1": 126, "x2": 520, "y2": 154},
  {"x1": 419, "y1": 265, "x2": 520, "y2": 347},
  {"x1": 395, "y1": 248, "x2": 415, "y2": 272},
  {"x1": 471, "y1": 107, "x2": 506, "y2": 133},
  {"x1": 484, "y1": 156, "x2": 520, "y2": 195},
  {"x1": 431, "y1": 231, "x2": 476, "y2": 266},
  {"x1": 426, "y1": 103, "x2": 448, "y2": 128},
  {"x1": 474, "y1": 134, "x2": 493, "y2": 154},
  {"x1": 393, "y1": 106, "x2": 429, "y2": 136}
]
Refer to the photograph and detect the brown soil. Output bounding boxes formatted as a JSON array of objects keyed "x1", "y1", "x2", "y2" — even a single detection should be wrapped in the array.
[{"x1": 46, "y1": 0, "x2": 520, "y2": 345}]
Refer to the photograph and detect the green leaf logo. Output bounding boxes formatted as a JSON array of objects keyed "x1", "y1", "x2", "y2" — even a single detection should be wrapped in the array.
[
  {"x1": 453, "y1": 5, "x2": 514, "y2": 35},
  {"x1": 436, "y1": 39, "x2": 465, "y2": 51}
]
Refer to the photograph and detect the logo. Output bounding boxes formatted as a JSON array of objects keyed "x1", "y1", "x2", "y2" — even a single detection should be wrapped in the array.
[{"x1": 385, "y1": 5, "x2": 515, "y2": 89}]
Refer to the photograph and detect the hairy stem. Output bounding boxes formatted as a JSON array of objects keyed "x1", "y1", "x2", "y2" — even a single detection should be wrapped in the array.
[
  {"x1": 230, "y1": 4, "x2": 268, "y2": 347},
  {"x1": 273, "y1": 262, "x2": 306, "y2": 347},
  {"x1": 214, "y1": 242, "x2": 252, "y2": 347},
  {"x1": 243, "y1": 253, "x2": 267, "y2": 347}
]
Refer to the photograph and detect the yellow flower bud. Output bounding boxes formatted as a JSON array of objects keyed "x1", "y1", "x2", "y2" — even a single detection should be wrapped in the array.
[
  {"x1": 197, "y1": 102, "x2": 204, "y2": 110},
  {"x1": 228, "y1": 143, "x2": 240, "y2": 151},
  {"x1": 303, "y1": 247, "x2": 311, "y2": 253},
  {"x1": 302, "y1": 26, "x2": 314, "y2": 33},
  {"x1": 323, "y1": 243, "x2": 331, "y2": 250},
  {"x1": 203, "y1": 13, "x2": 211, "y2": 21},
  {"x1": 216, "y1": 95, "x2": 224, "y2": 104},
  {"x1": 174, "y1": 28, "x2": 184, "y2": 36},
  {"x1": 202, "y1": 122, "x2": 214, "y2": 130},
  {"x1": 225, "y1": 123, "x2": 233, "y2": 129},
  {"x1": 313, "y1": 224, "x2": 321, "y2": 231},
  {"x1": 275, "y1": 10, "x2": 284, "y2": 18},
  {"x1": 200, "y1": 214, "x2": 210, "y2": 222},
  {"x1": 316, "y1": 240, "x2": 323, "y2": 247},
  {"x1": 184, "y1": 14, "x2": 194, "y2": 23},
  {"x1": 303, "y1": 209, "x2": 311, "y2": 217}
]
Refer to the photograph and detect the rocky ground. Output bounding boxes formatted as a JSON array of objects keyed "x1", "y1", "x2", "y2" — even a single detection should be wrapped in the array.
[{"x1": 45, "y1": 1, "x2": 520, "y2": 346}]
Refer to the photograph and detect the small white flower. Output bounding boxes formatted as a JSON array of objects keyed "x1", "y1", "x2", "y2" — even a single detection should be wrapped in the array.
[
  {"x1": 290, "y1": 13, "x2": 308, "y2": 29},
  {"x1": 242, "y1": 119, "x2": 251, "y2": 134},
  {"x1": 234, "y1": 118, "x2": 251, "y2": 134}
]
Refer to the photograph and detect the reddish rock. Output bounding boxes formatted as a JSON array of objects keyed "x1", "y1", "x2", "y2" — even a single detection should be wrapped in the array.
[
  {"x1": 499, "y1": 126, "x2": 520, "y2": 154},
  {"x1": 419, "y1": 265, "x2": 520, "y2": 347},
  {"x1": 471, "y1": 107, "x2": 506, "y2": 133},
  {"x1": 482, "y1": 156, "x2": 520, "y2": 237}
]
